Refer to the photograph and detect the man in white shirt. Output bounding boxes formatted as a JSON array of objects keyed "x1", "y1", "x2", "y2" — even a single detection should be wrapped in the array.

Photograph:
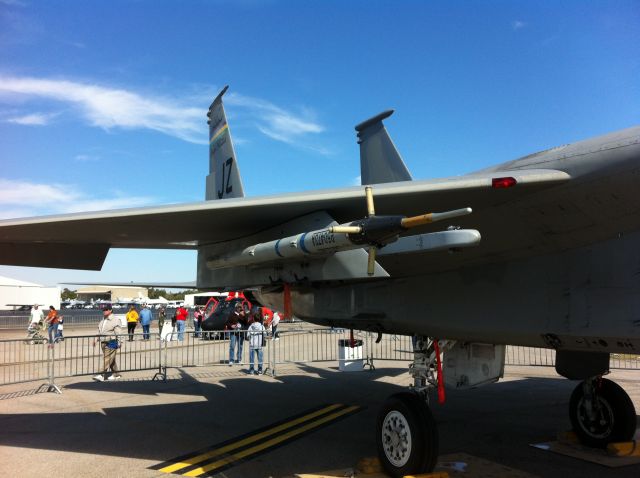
[
  {"x1": 29, "y1": 304, "x2": 44, "y2": 329},
  {"x1": 271, "y1": 311, "x2": 281, "y2": 340}
]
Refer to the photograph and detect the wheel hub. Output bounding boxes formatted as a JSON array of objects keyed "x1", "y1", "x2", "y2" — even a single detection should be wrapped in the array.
[
  {"x1": 577, "y1": 396, "x2": 614, "y2": 439},
  {"x1": 381, "y1": 410, "x2": 412, "y2": 467}
]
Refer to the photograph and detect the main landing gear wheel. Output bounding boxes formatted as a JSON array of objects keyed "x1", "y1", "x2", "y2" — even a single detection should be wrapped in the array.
[
  {"x1": 569, "y1": 377, "x2": 637, "y2": 448},
  {"x1": 376, "y1": 392, "x2": 438, "y2": 477}
]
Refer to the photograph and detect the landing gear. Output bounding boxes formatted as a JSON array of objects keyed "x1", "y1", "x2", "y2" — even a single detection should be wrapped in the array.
[
  {"x1": 377, "y1": 392, "x2": 438, "y2": 477},
  {"x1": 376, "y1": 335, "x2": 446, "y2": 477},
  {"x1": 569, "y1": 377, "x2": 637, "y2": 448}
]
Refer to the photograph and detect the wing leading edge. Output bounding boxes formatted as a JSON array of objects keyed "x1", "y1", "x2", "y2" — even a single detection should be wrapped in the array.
[{"x1": 0, "y1": 168, "x2": 569, "y2": 270}]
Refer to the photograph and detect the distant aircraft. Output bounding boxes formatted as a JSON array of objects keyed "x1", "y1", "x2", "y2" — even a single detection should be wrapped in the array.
[
  {"x1": 132, "y1": 292, "x2": 171, "y2": 308},
  {"x1": 5, "y1": 304, "x2": 35, "y2": 312},
  {"x1": 61, "y1": 299, "x2": 86, "y2": 309},
  {"x1": 1, "y1": 85, "x2": 639, "y2": 476}
]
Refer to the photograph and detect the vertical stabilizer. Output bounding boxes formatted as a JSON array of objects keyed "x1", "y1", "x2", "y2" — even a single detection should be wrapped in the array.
[
  {"x1": 355, "y1": 110, "x2": 413, "y2": 185},
  {"x1": 205, "y1": 85, "x2": 245, "y2": 200}
]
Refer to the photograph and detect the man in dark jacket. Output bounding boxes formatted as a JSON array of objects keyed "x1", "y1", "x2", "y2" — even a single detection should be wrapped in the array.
[{"x1": 226, "y1": 302, "x2": 246, "y2": 365}]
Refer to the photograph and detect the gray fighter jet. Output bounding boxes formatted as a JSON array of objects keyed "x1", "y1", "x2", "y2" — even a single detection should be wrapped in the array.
[{"x1": 1, "y1": 86, "x2": 639, "y2": 476}]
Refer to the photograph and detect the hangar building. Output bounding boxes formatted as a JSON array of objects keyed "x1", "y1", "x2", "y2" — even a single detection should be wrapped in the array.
[
  {"x1": 0, "y1": 275, "x2": 61, "y2": 311},
  {"x1": 76, "y1": 285, "x2": 148, "y2": 303}
]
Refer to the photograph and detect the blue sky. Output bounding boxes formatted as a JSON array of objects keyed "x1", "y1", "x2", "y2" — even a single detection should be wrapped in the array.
[{"x1": 0, "y1": 0, "x2": 639, "y2": 287}]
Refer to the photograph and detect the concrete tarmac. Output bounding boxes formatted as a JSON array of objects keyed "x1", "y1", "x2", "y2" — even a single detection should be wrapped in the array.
[{"x1": 0, "y1": 361, "x2": 638, "y2": 478}]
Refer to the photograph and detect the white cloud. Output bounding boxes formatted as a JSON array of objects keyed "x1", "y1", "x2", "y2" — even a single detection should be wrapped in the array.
[
  {"x1": 0, "y1": 76, "x2": 205, "y2": 144},
  {"x1": 0, "y1": 76, "x2": 327, "y2": 152},
  {"x1": 0, "y1": 178, "x2": 155, "y2": 219},
  {"x1": 74, "y1": 154, "x2": 99, "y2": 162},
  {"x1": 225, "y1": 91, "x2": 326, "y2": 149},
  {"x1": 64, "y1": 40, "x2": 86, "y2": 49},
  {"x1": 351, "y1": 175, "x2": 361, "y2": 186},
  {"x1": 512, "y1": 20, "x2": 526, "y2": 31},
  {"x1": 7, "y1": 112, "x2": 57, "y2": 125}
]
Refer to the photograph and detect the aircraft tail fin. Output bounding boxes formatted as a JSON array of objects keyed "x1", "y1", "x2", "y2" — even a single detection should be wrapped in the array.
[
  {"x1": 205, "y1": 85, "x2": 245, "y2": 200},
  {"x1": 355, "y1": 110, "x2": 413, "y2": 185}
]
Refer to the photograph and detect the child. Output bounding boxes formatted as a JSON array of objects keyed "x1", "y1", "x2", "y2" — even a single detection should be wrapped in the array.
[
  {"x1": 246, "y1": 314, "x2": 266, "y2": 375},
  {"x1": 54, "y1": 316, "x2": 64, "y2": 342}
]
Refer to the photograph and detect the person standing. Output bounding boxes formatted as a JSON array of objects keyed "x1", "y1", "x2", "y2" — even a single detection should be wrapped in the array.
[
  {"x1": 247, "y1": 314, "x2": 266, "y2": 375},
  {"x1": 29, "y1": 304, "x2": 44, "y2": 330},
  {"x1": 226, "y1": 302, "x2": 246, "y2": 366},
  {"x1": 271, "y1": 311, "x2": 281, "y2": 340},
  {"x1": 92, "y1": 304, "x2": 123, "y2": 382},
  {"x1": 158, "y1": 306, "x2": 167, "y2": 330},
  {"x1": 126, "y1": 305, "x2": 139, "y2": 341},
  {"x1": 54, "y1": 315, "x2": 64, "y2": 342},
  {"x1": 193, "y1": 306, "x2": 203, "y2": 338},
  {"x1": 250, "y1": 306, "x2": 262, "y2": 326},
  {"x1": 139, "y1": 304, "x2": 153, "y2": 340},
  {"x1": 45, "y1": 305, "x2": 60, "y2": 348},
  {"x1": 175, "y1": 304, "x2": 188, "y2": 341},
  {"x1": 237, "y1": 302, "x2": 249, "y2": 364}
]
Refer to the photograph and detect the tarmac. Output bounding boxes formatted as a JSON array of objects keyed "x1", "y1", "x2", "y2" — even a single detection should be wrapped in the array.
[{"x1": 0, "y1": 357, "x2": 639, "y2": 477}]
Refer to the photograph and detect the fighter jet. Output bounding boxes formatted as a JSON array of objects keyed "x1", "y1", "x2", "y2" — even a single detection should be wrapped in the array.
[{"x1": 1, "y1": 85, "x2": 639, "y2": 476}]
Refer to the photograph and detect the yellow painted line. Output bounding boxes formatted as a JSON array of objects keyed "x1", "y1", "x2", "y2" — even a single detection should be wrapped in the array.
[
  {"x1": 159, "y1": 403, "x2": 344, "y2": 474},
  {"x1": 209, "y1": 123, "x2": 228, "y2": 143},
  {"x1": 404, "y1": 473, "x2": 449, "y2": 478},
  {"x1": 185, "y1": 405, "x2": 360, "y2": 476}
]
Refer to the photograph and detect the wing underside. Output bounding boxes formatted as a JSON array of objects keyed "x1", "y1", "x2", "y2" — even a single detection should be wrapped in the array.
[{"x1": 0, "y1": 168, "x2": 570, "y2": 270}]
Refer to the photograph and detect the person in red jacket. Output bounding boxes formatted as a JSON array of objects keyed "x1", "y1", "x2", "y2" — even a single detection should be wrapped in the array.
[{"x1": 175, "y1": 305, "x2": 188, "y2": 341}]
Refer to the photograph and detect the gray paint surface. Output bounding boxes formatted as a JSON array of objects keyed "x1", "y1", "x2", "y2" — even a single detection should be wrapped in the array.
[{"x1": 1, "y1": 93, "x2": 639, "y2": 355}]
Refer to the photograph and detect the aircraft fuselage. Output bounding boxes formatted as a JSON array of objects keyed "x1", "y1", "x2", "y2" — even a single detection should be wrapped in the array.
[{"x1": 227, "y1": 127, "x2": 640, "y2": 354}]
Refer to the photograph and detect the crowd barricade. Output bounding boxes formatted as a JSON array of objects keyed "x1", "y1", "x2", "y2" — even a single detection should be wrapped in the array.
[
  {"x1": 0, "y1": 327, "x2": 638, "y2": 392},
  {"x1": 0, "y1": 336, "x2": 51, "y2": 386},
  {"x1": 0, "y1": 309, "x2": 198, "y2": 330}
]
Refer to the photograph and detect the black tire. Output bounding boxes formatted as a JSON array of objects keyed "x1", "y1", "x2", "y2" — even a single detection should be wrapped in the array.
[
  {"x1": 376, "y1": 392, "x2": 438, "y2": 477},
  {"x1": 569, "y1": 378, "x2": 637, "y2": 448}
]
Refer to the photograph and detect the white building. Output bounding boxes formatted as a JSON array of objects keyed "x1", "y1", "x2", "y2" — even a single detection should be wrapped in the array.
[
  {"x1": 0, "y1": 275, "x2": 60, "y2": 311},
  {"x1": 75, "y1": 285, "x2": 148, "y2": 303}
]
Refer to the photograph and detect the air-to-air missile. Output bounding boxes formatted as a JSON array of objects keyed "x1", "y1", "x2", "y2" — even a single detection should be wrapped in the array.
[{"x1": 206, "y1": 187, "x2": 479, "y2": 274}]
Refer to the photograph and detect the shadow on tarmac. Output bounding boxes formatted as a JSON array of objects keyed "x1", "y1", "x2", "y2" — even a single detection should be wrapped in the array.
[{"x1": 0, "y1": 365, "x2": 638, "y2": 478}]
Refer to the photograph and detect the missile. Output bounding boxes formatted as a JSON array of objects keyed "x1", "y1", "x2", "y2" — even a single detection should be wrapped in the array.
[
  {"x1": 329, "y1": 208, "x2": 472, "y2": 245},
  {"x1": 206, "y1": 206, "x2": 473, "y2": 271}
]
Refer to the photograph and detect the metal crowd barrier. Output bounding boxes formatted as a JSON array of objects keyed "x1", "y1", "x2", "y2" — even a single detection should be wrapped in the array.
[
  {"x1": 1, "y1": 328, "x2": 638, "y2": 392},
  {"x1": 0, "y1": 310, "x2": 198, "y2": 329}
]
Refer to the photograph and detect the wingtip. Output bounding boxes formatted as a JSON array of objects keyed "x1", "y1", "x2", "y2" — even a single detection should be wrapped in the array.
[
  {"x1": 217, "y1": 85, "x2": 230, "y2": 100},
  {"x1": 208, "y1": 85, "x2": 230, "y2": 114},
  {"x1": 355, "y1": 110, "x2": 394, "y2": 132}
]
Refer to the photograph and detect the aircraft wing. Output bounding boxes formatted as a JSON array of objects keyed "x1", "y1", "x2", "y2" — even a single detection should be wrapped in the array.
[
  {"x1": 0, "y1": 168, "x2": 569, "y2": 270},
  {"x1": 61, "y1": 281, "x2": 198, "y2": 289}
]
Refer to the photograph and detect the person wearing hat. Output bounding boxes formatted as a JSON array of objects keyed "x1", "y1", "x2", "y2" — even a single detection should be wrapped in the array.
[{"x1": 92, "y1": 304, "x2": 124, "y2": 382}]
